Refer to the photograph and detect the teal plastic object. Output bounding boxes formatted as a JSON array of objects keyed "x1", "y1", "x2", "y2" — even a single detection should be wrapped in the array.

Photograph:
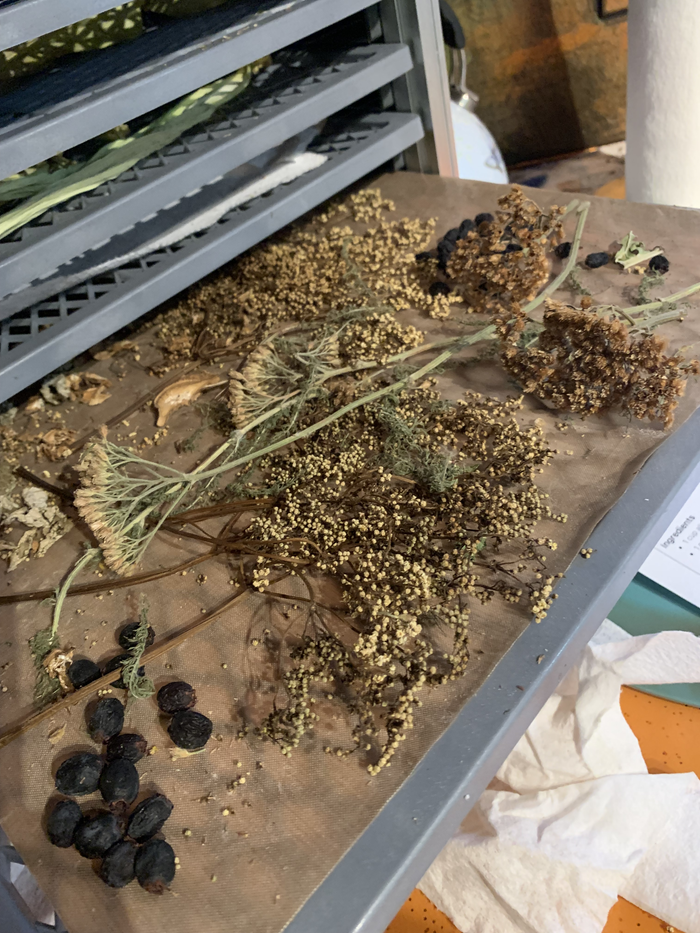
[{"x1": 608, "y1": 574, "x2": 700, "y2": 707}]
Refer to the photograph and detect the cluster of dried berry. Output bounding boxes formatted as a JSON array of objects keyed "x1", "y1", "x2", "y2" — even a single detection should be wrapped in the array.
[
  {"x1": 67, "y1": 620, "x2": 155, "y2": 691},
  {"x1": 49, "y1": 703, "x2": 175, "y2": 893},
  {"x1": 157, "y1": 681, "x2": 213, "y2": 751}
]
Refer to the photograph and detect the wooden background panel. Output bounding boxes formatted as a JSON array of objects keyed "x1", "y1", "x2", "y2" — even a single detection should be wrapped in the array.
[{"x1": 450, "y1": 0, "x2": 628, "y2": 164}]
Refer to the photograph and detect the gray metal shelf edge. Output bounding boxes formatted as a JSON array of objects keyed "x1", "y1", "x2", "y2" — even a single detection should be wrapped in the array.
[
  {"x1": 283, "y1": 404, "x2": 700, "y2": 933},
  {"x1": 0, "y1": 0, "x2": 378, "y2": 178},
  {"x1": 0, "y1": 0, "x2": 120, "y2": 51},
  {"x1": 0, "y1": 43, "x2": 412, "y2": 302},
  {"x1": 0, "y1": 111, "x2": 423, "y2": 402}
]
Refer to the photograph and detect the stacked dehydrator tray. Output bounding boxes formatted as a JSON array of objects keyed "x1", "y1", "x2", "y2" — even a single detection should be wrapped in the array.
[{"x1": 0, "y1": 0, "x2": 458, "y2": 404}]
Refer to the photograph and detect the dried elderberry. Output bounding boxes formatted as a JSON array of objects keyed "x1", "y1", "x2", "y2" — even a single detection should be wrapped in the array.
[
  {"x1": 584, "y1": 251, "x2": 610, "y2": 269},
  {"x1": 649, "y1": 254, "x2": 670, "y2": 274},
  {"x1": 68, "y1": 659, "x2": 101, "y2": 690},
  {"x1": 99, "y1": 840, "x2": 137, "y2": 888},
  {"x1": 88, "y1": 697, "x2": 124, "y2": 743},
  {"x1": 157, "y1": 681, "x2": 196, "y2": 714},
  {"x1": 442, "y1": 227, "x2": 460, "y2": 243},
  {"x1": 55, "y1": 752, "x2": 103, "y2": 796},
  {"x1": 475, "y1": 212, "x2": 495, "y2": 226},
  {"x1": 99, "y1": 758, "x2": 139, "y2": 806},
  {"x1": 428, "y1": 282, "x2": 452, "y2": 297},
  {"x1": 47, "y1": 799, "x2": 82, "y2": 848},
  {"x1": 414, "y1": 250, "x2": 436, "y2": 262},
  {"x1": 168, "y1": 710, "x2": 213, "y2": 751},
  {"x1": 127, "y1": 794, "x2": 174, "y2": 842},
  {"x1": 74, "y1": 812, "x2": 122, "y2": 859},
  {"x1": 458, "y1": 218, "x2": 475, "y2": 238},
  {"x1": 135, "y1": 839, "x2": 176, "y2": 895},
  {"x1": 118, "y1": 621, "x2": 155, "y2": 651},
  {"x1": 554, "y1": 241, "x2": 572, "y2": 260},
  {"x1": 106, "y1": 733, "x2": 148, "y2": 764}
]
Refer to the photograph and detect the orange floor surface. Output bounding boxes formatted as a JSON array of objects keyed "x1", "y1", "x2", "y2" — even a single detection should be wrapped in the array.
[{"x1": 386, "y1": 686, "x2": 700, "y2": 933}]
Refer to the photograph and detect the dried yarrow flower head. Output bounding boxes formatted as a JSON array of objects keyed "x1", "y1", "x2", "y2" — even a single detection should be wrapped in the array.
[
  {"x1": 446, "y1": 186, "x2": 565, "y2": 308},
  {"x1": 500, "y1": 300, "x2": 699, "y2": 427},
  {"x1": 250, "y1": 387, "x2": 564, "y2": 772}
]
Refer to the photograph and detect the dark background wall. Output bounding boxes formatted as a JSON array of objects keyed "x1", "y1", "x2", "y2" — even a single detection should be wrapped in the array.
[{"x1": 449, "y1": 0, "x2": 628, "y2": 164}]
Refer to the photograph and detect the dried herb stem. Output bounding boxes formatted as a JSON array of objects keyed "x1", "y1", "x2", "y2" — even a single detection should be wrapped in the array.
[{"x1": 523, "y1": 200, "x2": 591, "y2": 316}]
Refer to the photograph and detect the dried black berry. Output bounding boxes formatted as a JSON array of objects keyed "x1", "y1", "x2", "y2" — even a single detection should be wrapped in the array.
[
  {"x1": 68, "y1": 658, "x2": 101, "y2": 690},
  {"x1": 414, "y1": 250, "x2": 436, "y2": 262},
  {"x1": 504, "y1": 243, "x2": 523, "y2": 253},
  {"x1": 443, "y1": 227, "x2": 460, "y2": 243},
  {"x1": 118, "y1": 621, "x2": 155, "y2": 651},
  {"x1": 106, "y1": 733, "x2": 148, "y2": 764},
  {"x1": 135, "y1": 838, "x2": 176, "y2": 895},
  {"x1": 103, "y1": 654, "x2": 145, "y2": 689},
  {"x1": 55, "y1": 753, "x2": 103, "y2": 796},
  {"x1": 555, "y1": 241, "x2": 572, "y2": 260},
  {"x1": 649, "y1": 254, "x2": 670, "y2": 274},
  {"x1": 475, "y1": 212, "x2": 495, "y2": 227},
  {"x1": 157, "y1": 681, "x2": 197, "y2": 714},
  {"x1": 74, "y1": 812, "x2": 122, "y2": 859},
  {"x1": 99, "y1": 840, "x2": 137, "y2": 888},
  {"x1": 47, "y1": 799, "x2": 82, "y2": 848},
  {"x1": 585, "y1": 251, "x2": 610, "y2": 269},
  {"x1": 428, "y1": 281, "x2": 452, "y2": 297},
  {"x1": 168, "y1": 710, "x2": 213, "y2": 751},
  {"x1": 99, "y1": 758, "x2": 139, "y2": 806},
  {"x1": 458, "y1": 218, "x2": 475, "y2": 238},
  {"x1": 436, "y1": 241, "x2": 455, "y2": 272},
  {"x1": 127, "y1": 794, "x2": 174, "y2": 842},
  {"x1": 88, "y1": 698, "x2": 124, "y2": 743}
]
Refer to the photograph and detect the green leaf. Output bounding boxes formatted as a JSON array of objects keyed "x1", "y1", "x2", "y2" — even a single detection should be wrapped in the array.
[{"x1": 614, "y1": 231, "x2": 663, "y2": 270}]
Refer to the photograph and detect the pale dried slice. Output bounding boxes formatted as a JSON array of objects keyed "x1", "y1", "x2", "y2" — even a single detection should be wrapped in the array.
[
  {"x1": 154, "y1": 372, "x2": 226, "y2": 426},
  {"x1": 93, "y1": 340, "x2": 140, "y2": 361},
  {"x1": 82, "y1": 385, "x2": 112, "y2": 406}
]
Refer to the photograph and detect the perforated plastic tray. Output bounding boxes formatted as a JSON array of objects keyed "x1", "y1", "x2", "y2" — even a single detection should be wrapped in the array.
[
  {"x1": 0, "y1": 110, "x2": 423, "y2": 401},
  {"x1": 0, "y1": 0, "x2": 378, "y2": 178},
  {"x1": 0, "y1": 0, "x2": 120, "y2": 51},
  {"x1": 0, "y1": 43, "x2": 412, "y2": 300}
]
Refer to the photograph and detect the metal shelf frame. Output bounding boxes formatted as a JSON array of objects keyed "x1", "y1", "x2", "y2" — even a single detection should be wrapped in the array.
[
  {"x1": 0, "y1": 0, "x2": 123, "y2": 52},
  {"x1": 0, "y1": 0, "x2": 380, "y2": 179},
  {"x1": 0, "y1": 111, "x2": 423, "y2": 401},
  {"x1": 0, "y1": 42, "x2": 413, "y2": 301}
]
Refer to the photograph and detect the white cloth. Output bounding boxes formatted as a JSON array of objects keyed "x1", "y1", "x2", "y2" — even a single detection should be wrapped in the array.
[{"x1": 420, "y1": 621, "x2": 700, "y2": 933}]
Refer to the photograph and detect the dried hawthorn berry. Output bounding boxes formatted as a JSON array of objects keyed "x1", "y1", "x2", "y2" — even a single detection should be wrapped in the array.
[
  {"x1": 168, "y1": 710, "x2": 213, "y2": 750},
  {"x1": 100, "y1": 758, "x2": 139, "y2": 806},
  {"x1": 649, "y1": 254, "x2": 670, "y2": 274},
  {"x1": 458, "y1": 218, "x2": 475, "y2": 238},
  {"x1": 47, "y1": 799, "x2": 82, "y2": 848},
  {"x1": 585, "y1": 251, "x2": 610, "y2": 269},
  {"x1": 475, "y1": 212, "x2": 495, "y2": 226},
  {"x1": 157, "y1": 681, "x2": 196, "y2": 714},
  {"x1": 106, "y1": 733, "x2": 148, "y2": 764},
  {"x1": 103, "y1": 654, "x2": 145, "y2": 689},
  {"x1": 88, "y1": 697, "x2": 124, "y2": 743},
  {"x1": 555, "y1": 241, "x2": 572, "y2": 260},
  {"x1": 118, "y1": 621, "x2": 155, "y2": 651},
  {"x1": 75, "y1": 812, "x2": 122, "y2": 859},
  {"x1": 68, "y1": 658, "x2": 101, "y2": 690},
  {"x1": 135, "y1": 838, "x2": 176, "y2": 895},
  {"x1": 55, "y1": 753, "x2": 103, "y2": 796},
  {"x1": 99, "y1": 840, "x2": 137, "y2": 888},
  {"x1": 127, "y1": 793, "x2": 174, "y2": 842},
  {"x1": 428, "y1": 281, "x2": 452, "y2": 297}
]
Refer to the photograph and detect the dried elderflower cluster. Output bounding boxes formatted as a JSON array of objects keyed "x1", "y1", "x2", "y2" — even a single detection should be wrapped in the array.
[
  {"x1": 248, "y1": 387, "x2": 564, "y2": 772},
  {"x1": 315, "y1": 188, "x2": 396, "y2": 225},
  {"x1": 500, "y1": 300, "x2": 699, "y2": 427},
  {"x1": 446, "y1": 186, "x2": 565, "y2": 308},
  {"x1": 339, "y1": 312, "x2": 425, "y2": 365}
]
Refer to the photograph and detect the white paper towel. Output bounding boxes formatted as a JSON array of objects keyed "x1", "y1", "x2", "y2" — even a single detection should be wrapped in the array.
[{"x1": 419, "y1": 621, "x2": 700, "y2": 933}]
